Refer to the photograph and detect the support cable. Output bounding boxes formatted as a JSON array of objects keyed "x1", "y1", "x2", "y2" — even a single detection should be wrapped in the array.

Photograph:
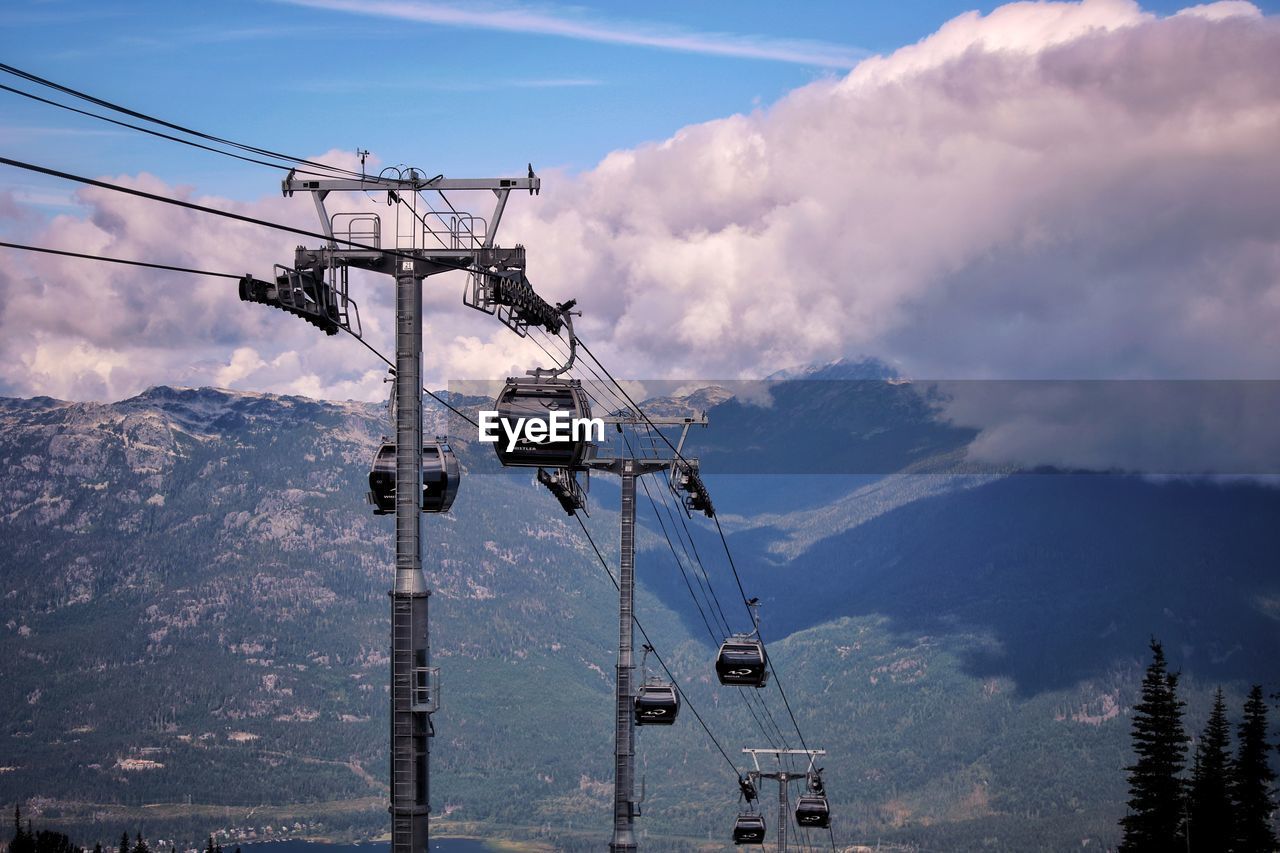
[
  {"x1": 0, "y1": 63, "x2": 367, "y2": 180},
  {"x1": 0, "y1": 239, "x2": 477, "y2": 427},
  {"x1": 0, "y1": 156, "x2": 489, "y2": 278},
  {"x1": 577, "y1": 338, "x2": 817, "y2": 754},
  {"x1": 619, "y1": 424, "x2": 787, "y2": 754},
  {"x1": 534, "y1": 336, "x2": 788, "y2": 751},
  {"x1": 642, "y1": 429, "x2": 734, "y2": 636},
  {"x1": 0, "y1": 83, "x2": 349, "y2": 180},
  {"x1": 571, "y1": 512, "x2": 741, "y2": 778},
  {"x1": 0, "y1": 239, "x2": 241, "y2": 279}
]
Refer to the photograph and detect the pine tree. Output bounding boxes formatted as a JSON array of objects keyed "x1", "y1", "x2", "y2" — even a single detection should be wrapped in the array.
[
  {"x1": 1120, "y1": 639, "x2": 1190, "y2": 851},
  {"x1": 118, "y1": 831, "x2": 130, "y2": 853},
  {"x1": 10, "y1": 804, "x2": 33, "y2": 853},
  {"x1": 131, "y1": 832, "x2": 150, "y2": 853},
  {"x1": 1188, "y1": 687, "x2": 1235, "y2": 850},
  {"x1": 1233, "y1": 684, "x2": 1277, "y2": 852}
]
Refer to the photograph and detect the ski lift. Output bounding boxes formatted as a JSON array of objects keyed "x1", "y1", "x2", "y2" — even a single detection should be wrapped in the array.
[
  {"x1": 795, "y1": 794, "x2": 831, "y2": 828},
  {"x1": 634, "y1": 645, "x2": 679, "y2": 726},
  {"x1": 367, "y1": 437, "x2": 460, "y2": 514},
  {"x1": 491, "y1": 378, "x2": 594, "y2": 469},
  {"x1": 716, "y1": 637, "x2": 769, "y2": 687},
  {"x1": 716, "y1": 599, "x2": 769, "y2": 688},
  {"x1": 732, "y1": 812, "x2": 766, "y2": 845}
]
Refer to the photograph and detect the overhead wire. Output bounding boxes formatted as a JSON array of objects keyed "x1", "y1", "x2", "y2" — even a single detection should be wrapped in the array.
[
  {"x1": 0, "y1": 239, "x2": 478, "y2": 427},
  {"x1": 533, "y1": 328, "x2": 788, "y2": 758},
  {"x1": 615, "y1": 434, "x2": 786, "y2": 753},
  {"x1": 570, "y1": 512, "x2": 742, "y2": 779},
  {"x1": 641, "y1": 427, "x2": 734, "y2": 636},
  {"x1": 0, "y1": 239, "x2": 242, "y2": 279},
  {"x1": 550, "y1": 330, "x2": 798, "y2": 758},
  {"x1": 0, "y1": 155, "x2": 418, "y2": 260},
  {"x1": 0, "y1": 82, "x2": 352, "y2": 181},
  {"x1": 576, "y1": 338, "x2": 818, "y2": 756},
  {"x1": 550, "y1": 331, "x2": 808, "y2": 767},
  {"x1": 531, "y1": 333, "x2": 795, "y2": 755},
  {"x1": 0, "y1": 62, "x2": 368, "y2": 181}
]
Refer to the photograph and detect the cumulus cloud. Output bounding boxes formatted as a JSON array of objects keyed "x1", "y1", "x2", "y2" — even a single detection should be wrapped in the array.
[
  {"x1": 3, "y1": 0, "x2": 1279, "y2": 411},
  {"x1": 501, "y1": 0, "x2": 1280, "y2": 382}
]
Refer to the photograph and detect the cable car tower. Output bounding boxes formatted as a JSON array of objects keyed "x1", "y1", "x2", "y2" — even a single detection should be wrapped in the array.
[
  {"x1": 485, "y1": 379, "x2": 711, "y2": 850},
  {"x1": 587, "y1": 412, "x2": 710, "y2": 852},
  {"x1": 740, "y1": 748, "x2": 828, "y2": 851},
  {"x1": 250, "y1": 164, "x2": 540, "y2": 853}
]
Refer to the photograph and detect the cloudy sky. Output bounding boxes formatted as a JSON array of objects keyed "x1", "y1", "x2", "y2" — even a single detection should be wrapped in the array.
[{"x1": 1, "y1": 0, "x2": 1279, "y2": 404}]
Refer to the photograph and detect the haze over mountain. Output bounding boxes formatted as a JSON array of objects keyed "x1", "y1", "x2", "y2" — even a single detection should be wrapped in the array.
[{"x1": 2, "y1": 375, "x2": 1279, "y2": 850}]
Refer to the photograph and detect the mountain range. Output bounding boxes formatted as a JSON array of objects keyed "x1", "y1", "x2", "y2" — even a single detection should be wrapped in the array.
[{"x1": 2, "y1": 371, "x2": 1279, "y2": 851}]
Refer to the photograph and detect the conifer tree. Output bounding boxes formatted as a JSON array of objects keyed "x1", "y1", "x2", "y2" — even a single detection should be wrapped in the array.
[
  {"x1": 1189, "y1": 687, "x2": 1235, "y2": 849},
  {"x1": 131, "y1": 832, "x2": 150, "y2": 853},
  {"x1": 1120, "y1": 639, "x2": 1190, "y2": 851},
  {"x1": 118, "y1": 831, "x2": 129, "y2": 853},
  {"x1": 10, "y1": 805, "x2": 33, "y2": 853},
  {"x1": 1233, "y1": 684, "x2": 1277, "y2": 852}
]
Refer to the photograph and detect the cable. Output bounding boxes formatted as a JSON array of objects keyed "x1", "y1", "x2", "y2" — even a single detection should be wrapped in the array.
[
  {"x1": 0, "y1": 155, "x2": 396, "y2": 257},
  {"x1": 0, "y1": 83, "x2": 350, "y2": 181},
  {"x1": 571, "y1": 512, "x2": 741, "y2": 778},
  {"x1": 578, "y1": 337, "x2": 817, "y2": 754},
  {"x1": 714, "y1": 512, "x2": 812, "y2": 753},
  {"x1": 0, "y1": 79, "x2": 817, "y2": 834},
  {"x1": 644, "y1": 432, "x2": 734, "y2": 636},
  {"x1": 536, "y1": 333, "x2": 792, "y2": 753},
  {"x1": 0, "y1": 154, "x2": 514, "y2": 295},
  {"x1": 0, "y1": 62, "x2": 367, "y2": 181},
  {"x1": 5, "y1": 75, "x2": 822, "y2": 807},
  {"x1": 0, "y1": 239, "x2": 241, "y2": 279},
  {"x1": 342, "y1": 330, "x2": 478, "y2": 429},
  {"x1": 617, "y1": 420, "x2": 789, "y2": 756},
  {"x1": 0, "y1": 239, "x2": 477, "y2": 427},
  {"x1": 627, "y1": 429, "x2": 794, "y2": 752},
  {"x1": 571, "y1": 338, "x2": 811, "y2": 761}
]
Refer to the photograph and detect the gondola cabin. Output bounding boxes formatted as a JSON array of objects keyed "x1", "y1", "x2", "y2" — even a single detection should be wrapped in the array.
[
  {"x1": 732, "y1": 813, "x2": 766, "y2": 845},
  {"x1": 491, "y1": 379, "x2": 593, "y2": 469},
  {"x1": 634, "y1": 678, "x2": 680, "y2": 726},
  {"x1": 367, "y1": 439, "x2": 460, "y2": 514},
  {"x1": 795, "y1": 794, "x2": 831, "y2": 828},
  {"x1": 715, "y1": 636, "x2": 769, "y2": 687}
]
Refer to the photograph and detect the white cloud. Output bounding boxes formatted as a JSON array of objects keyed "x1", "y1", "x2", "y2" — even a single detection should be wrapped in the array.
[
  {"x1": 4, "y1": 1, "x2": 1280, "y2": 415},
  {"x1": 498, "y1": 0, "x2": 1280, "y2": 382}
]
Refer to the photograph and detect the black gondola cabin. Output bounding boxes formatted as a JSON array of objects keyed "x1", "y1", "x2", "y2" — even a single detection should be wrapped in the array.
[
  {"x1": 490, "y1": 378, "x2": 593, "y2": 469},
  {"x1": 367, "y1": 438, "x2": 460, "y2": 514},
  {"x1": 716, "y1": 636, "x2": 769, "y2": 688},
  {"x1": 795, "y1": 794, "x2": 831, "y2": 828},
  {"x1": 732, "y1": 813, "x2": 766, "y2": 845},
  {"x1": 634, "y1": 678, "x2": 680, "y2": 726}
]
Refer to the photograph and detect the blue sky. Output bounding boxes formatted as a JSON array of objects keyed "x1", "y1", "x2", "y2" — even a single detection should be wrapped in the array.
[{"x1": 5, "y1": 0, "x2": 1275, "y2": 202}]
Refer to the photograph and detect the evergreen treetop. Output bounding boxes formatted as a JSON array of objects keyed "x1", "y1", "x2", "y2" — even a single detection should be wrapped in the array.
[
  {"x1": 1188, "y1": 687, "x2": 1235, "y2": 848},
  {"x1": 1232, "y1": 684, "x2": 1277, "y2": 852},
  {"x1": 1120, "y1": 638, "x2": 1190, "y2": 852}
]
